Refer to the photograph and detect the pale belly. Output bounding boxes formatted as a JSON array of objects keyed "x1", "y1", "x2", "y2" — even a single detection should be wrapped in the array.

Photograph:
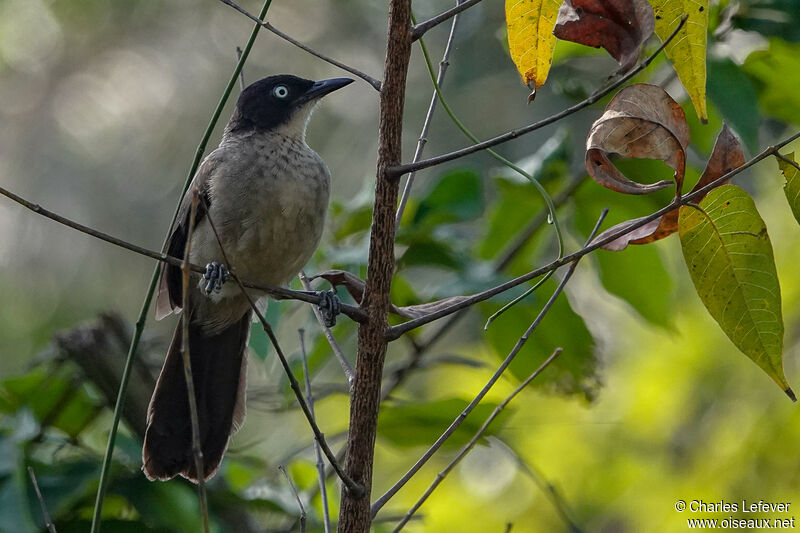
[{"x1": 189, "y1": 158, "x2": 330, "y2": 294}]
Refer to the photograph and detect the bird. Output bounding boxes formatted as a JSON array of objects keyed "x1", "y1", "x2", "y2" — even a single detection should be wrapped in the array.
[{"x1": 142, "y1": 74, "x2": 353, "y2": 483}]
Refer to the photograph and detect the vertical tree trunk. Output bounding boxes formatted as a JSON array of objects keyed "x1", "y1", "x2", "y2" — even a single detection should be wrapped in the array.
[{"x1": 337, "y1": 1, "x2": 412, "y2": 531}]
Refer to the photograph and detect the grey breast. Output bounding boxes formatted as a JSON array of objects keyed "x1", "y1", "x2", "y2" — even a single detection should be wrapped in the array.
[{"x1": 205, "y1": 131, "x2": 331, "y2": 286}]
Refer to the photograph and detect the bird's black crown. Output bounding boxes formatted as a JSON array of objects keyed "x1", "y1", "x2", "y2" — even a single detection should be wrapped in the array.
[{"x1": 228, "y1": 74, "x2": 352, "y2": 133}]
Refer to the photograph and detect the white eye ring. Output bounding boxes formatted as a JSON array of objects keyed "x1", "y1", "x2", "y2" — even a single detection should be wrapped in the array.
[{"x1": 273, "y1": 85, "x2": 289, "y2": 99}]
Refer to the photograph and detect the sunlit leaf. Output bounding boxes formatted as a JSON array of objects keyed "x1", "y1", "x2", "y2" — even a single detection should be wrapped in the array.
[
  {"x1": 743, "y1": 39, "x2": 800, "y2": 126},
  {"x1": 586, "y1": 83, "x2": 689, "y2": 195},
  {"x1": 651, "y1": 0, "x2": 709, "y2": 122},
  {"x1": 505, "y1": 0, "x2": 562, "y2": 90},
  {"x1": 776, "y1": 152, "x2": 800, "y2": 226},
  {"x1": 553, "y1": 0, "x2": 654, "y2": 72},
  {"x1": 678, "y1": 185, "x2": 793, "y2": 398}
]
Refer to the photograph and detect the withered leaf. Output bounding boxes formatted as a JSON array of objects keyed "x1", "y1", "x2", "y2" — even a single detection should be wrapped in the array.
[
  {"x1": 586, "y1": 83, "x2": 689, "y2": 195},
  {"x1": 597, "y1": 124, "x2": 745, "y2": 251},
  {"x1": 553, "y1": 0, "x2": 655, "y2": 73}
]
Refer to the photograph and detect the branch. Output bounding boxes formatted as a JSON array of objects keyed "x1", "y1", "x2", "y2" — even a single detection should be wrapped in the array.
[
  {"x1": 411, "y1": 0, "x2": 485, "y2": 41},
  {"x1": 216, "y1": 0, "x2": 382, "y2": 91},
  {"x1": 0, "y1": 183, "x2": 367, "y2": 324},
  {"x1": 387, "y1": 129, "x2": 800, "y2": 338},
  {"x1": 300, "y1": 271, "x2": 355, "y2": 386},
  {"x1": 391, "y1": 15, "x2": 689, "y2": 176},
  {"x1": 372, "y1": 211, "x2": 607, "y2": 516},
  {"x1": 28, "y1": 466, "x2": 57, "y2": 533},
  {"x1": 90, "y1": 2, "x2": 275, "y2": 530},
  {"x1": 300, "y1": 330, "x2": 332, "y2": 533},
  {"x1": 392, "y1": 348, "x2": 564, "y2": 531},
  {"x1": 395, "y1": 0, "x2": 463, "y2": 228},
  {"x1": 179, "y1": 192, "x2": 210, "y2": 532},
  {"x1": 279, "y1": 465, "x2": 307, "y2": 533},
  {"x1": 339, "y1": 0, "x2": 413, "y2": 529},
  {"x1": 200, "y1": 204, "x2": 364, "y2": 497}
]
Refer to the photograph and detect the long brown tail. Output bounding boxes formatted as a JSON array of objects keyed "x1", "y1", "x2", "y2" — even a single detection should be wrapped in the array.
[{"x1": 143, "y1": 311, "x2": 251, "y2": 482}]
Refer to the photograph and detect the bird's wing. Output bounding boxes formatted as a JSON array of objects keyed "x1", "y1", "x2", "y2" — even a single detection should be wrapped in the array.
[{"x1": 154, "y1": 150, "x2": 223, "y2": 320}]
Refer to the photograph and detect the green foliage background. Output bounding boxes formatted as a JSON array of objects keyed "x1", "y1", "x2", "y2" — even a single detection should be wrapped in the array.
[{"x1": 1, "y1": 0, "x2": 799, "y2": 531}]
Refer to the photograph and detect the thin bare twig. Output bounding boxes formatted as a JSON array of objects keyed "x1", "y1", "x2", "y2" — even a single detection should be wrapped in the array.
[
  {"x1": 216, "y1": 0, "x2": 382, "y2": 91},
  {"x1": 387, "y1": 129, "x2": 800, "y2": 338},
  {"x1": 0, "y1": 183, "x2": 367, "y2": 323},
  {"x1": 180, "y1": 191, "x2": 210, "y2": 533},
  {"x1": 372, "y1": 210, "x2": 608, "y2": 516},
  {"x1": 391, "y1": 348, "x2": 563, "y2": 531},
  {"x1": 300, "y1": 271, "x2": 355, "y2": 387},
  {"x1": 411, "y1": 0, "x2": 485, "y2": 40},
  {"x1": 27, "y1": 466, "x2": 57, "y2": 533},
  {"x1": 199, "y1": 201, "x2": 364, "y2": 497},
  {"x1": 392, "y1": 15, "x2": 689, "y2": 176},
  {"x1": 300, "y1": 329, "x2": 332, "y2": 533},
  {"x1": 279, "y1": 465, "x2": 307, "y2": 533},
  {"x1": 395, "y1": 0, "x2": 463, "y2": 228}
]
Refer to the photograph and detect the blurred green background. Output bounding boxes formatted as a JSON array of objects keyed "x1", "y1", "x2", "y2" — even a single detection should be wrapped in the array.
[{"x1": 1, "y1": 0, "x2": 800, "y2": 531}]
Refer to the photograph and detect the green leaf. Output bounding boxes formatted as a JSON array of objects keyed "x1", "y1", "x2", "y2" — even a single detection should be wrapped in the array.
[
  {"x1": 413, "y1": 168, "x2": 483, "y2": 227},
  {"x1": 595, "y1": 244, "x2": 674, "y2": 328},
  {"x1": 651, "y1": 0, "x2": 709, "y2": 122},
  {"x1": 678, "y1": 185, "x2": 792, "y2": 397},
  {"x1": 743, "y1": 39, "x2": 800, "y2": 126},
  {"x1": 378, "y1": 399, "x2": 506, "y2": 448},
  {"x1": 399, "y1": 238, "x2": 465, "y2": 271},
  {"x1": 776, "y1": 152, "x2": 800, "y2": 225}
]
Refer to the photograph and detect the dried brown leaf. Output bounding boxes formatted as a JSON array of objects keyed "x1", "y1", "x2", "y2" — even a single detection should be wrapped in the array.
[
  {"x1": 596, "y1": 124, "x2": 745, "y2": 251},
  {"x1": 586, "y1": 83, "x2": 689, "y2": 195},
  {"x1": 553, "y1": 0, "x2": 655, "y2": 72}
]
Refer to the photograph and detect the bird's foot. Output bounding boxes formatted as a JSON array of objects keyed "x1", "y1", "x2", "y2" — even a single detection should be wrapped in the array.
[
  {"x1": 203, "y1": 262, "x2": 229, "y2": 294},
  {"x1": 317, "y1": 290, "x2": 342, "y2": 327}
]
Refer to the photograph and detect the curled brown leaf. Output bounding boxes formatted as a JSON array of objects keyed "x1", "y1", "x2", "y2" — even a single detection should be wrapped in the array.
[
  {"x1": 586, "y1": 83, "x2": 690, "y2": 195},
  {"x1": 553, "y1": 0, "x2": 655, "y2": 72}
]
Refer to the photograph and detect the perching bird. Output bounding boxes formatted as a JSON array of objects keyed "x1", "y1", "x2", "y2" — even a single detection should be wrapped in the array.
[{"x1": 142, "y1": 74, "x2": 353, "y2": 483}]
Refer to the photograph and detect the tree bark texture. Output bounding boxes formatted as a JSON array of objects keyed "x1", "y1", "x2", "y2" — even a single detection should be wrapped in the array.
[{"x1": 337, "y1": 0, "x2": 412, "y2": 531}]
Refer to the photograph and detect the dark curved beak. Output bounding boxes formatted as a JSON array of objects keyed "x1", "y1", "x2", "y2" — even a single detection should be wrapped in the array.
[{"x1": 302, "y1": 77, "x2": 354, "y2": 102}]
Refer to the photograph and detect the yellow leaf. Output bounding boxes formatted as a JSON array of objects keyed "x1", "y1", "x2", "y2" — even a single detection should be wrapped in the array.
[
  {"x1": 505, "y1": 0, "x2": 561, "y2": 89},
  {"x1": 650, "y1": 0, "x2": 709, "y2": 122}
]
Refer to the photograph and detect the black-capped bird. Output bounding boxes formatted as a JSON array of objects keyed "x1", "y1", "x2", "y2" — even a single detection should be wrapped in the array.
[{"x1": 143, "y1": 75, "x2": 353, "y2": 482}]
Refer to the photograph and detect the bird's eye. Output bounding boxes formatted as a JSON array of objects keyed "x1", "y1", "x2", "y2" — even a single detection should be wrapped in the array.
[{"x1": 272, "y1": 85, "x2": 289, "y2": 99}]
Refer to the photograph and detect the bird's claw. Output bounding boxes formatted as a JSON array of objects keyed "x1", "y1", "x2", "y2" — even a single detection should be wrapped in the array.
[
  {"x1": 203, "y1": 262, "x2": 229, "y2": 294},
  {"x1": 317, "y1": 290, "x2": 342, "y2": 327}
]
